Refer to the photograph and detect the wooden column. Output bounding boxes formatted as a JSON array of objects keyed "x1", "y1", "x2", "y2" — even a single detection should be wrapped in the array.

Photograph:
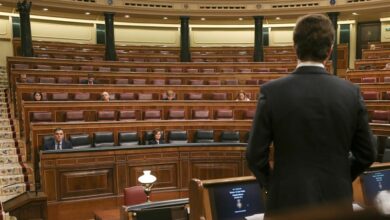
[
  {"x1": 104, "y1": 12, "x2": 117, "y2": 61},
  {"x1": 180, "y1": 16, "x2": 191, "y2": 62},
  {"x1": 16, "y1": 0, "x2": 33, "y2": 57},
  {"x1": 253, "y1": 16, "x2": 264, "y2": 62},
  {"x1": 328, "y1": 12, "x2": 339, "y2": 75}
]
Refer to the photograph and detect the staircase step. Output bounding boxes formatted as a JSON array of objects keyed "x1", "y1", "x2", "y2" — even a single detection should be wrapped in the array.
[
  {"x1": 0, "y1": 175, "x2": 25, "y2": 187},
  {"x1": 0, "y1": 140, "x2": 16, "y2": 148},
  {"x1": 0, "y1": 183, "x2": 27, "y2": 197},
  {"x1": 0, "y1": 155, "x2": 19, "y2": 164},
  {"x1": 0, "y1": 165, "x2": 23, "y2": 176}
]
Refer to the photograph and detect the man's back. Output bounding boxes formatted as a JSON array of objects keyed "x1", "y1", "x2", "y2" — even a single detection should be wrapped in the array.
[
  {"x1": 246, "y1": 14, "x2": 376, "y2": 216},
  {"x1": 258, "y1": 66, "x2": 374, "y2": 212}
]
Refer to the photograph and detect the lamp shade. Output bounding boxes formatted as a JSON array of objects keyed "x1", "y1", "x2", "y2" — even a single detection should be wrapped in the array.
[{"x1": 138, "y1": 170, "x2": 156, "y2": 184}]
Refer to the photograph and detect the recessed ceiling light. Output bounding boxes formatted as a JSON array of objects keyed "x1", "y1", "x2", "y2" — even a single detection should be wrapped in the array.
[
  {"x1": 276, "y1": 17, "x2": 281, "y2": 20},
  {"x1": 43, "y1": 8, "x2": 48, "y2": 11},
  {"x1": 352, "y1": 12, "x2": 358, "y2": 16},
  {"x1": 201, "y1": 17, "x2": 206, "y2": 21},
  {"x1": 124, "y1": 15, "x2": 130, "y2": 18},
  {"x1": 85, "y1": 12, "x2": 91, "y2": 15},
  {"x1": 163, "y1": 17, "x2": 168, "y2": 20},
  {"x1": 238, "y1": 18, "x2": 243, "y2": 21},
  {"x1": 0, "y1": 3, "x2": 3, "y2": 6}
]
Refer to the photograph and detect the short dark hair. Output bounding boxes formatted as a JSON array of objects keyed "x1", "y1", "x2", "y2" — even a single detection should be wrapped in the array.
[
  {"x1": 293, "y1": 14, "x2": 335, "y2": 62},
  {"x1": 53, "y1": 128, "x2": 63, "y2": 133}
]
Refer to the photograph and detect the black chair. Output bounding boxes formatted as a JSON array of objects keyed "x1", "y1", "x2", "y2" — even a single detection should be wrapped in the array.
[
  {"x1": 383, "y1": 149, "x2": 390, "y2": 162},
  {"x1": 118, "y1": 132, "x2": 139, "y2": 147},
  {"x1": 168, "y1": 131, "x2": 188, "y2": 144},
  {"x1": 94, "y1": 132, "x2": 115, "y2": 147},
  {"x1": 69, "y1": 134, "x2": 91, "y2": 149},
  {"x1": 194, "y1": 130, "x2": 214, "y2": 143},
  {"x1": 41, "y1": 135, "x2": 53, "y2": 150},
  {"x1": 220, "y1": 131, "x2": 240, "y2": 143}
]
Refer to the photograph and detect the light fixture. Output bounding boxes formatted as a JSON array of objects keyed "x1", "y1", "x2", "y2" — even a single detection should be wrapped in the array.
[
  {"x1": 238, "y1": 17, "x2": 243, "y2": 21},
  {"x1": 0, "y1": 3, "x2": 3, "y2": 6},
  {"x1": 163, "y1": 17, "x2": 168, "y2": 20},
  {"x1": 43, "y1": 8, "x2": 48, "y2": 11},
  {"x1": 276, "y1": 17, "x2": 281, "y2": 20},
  {"x1": 138, "y1": 170, "x2": 156, "y2": 202},
  {"x1": 201, "y1": 18, "x2": 206, "y2": 21},
  {"x1": 124, "y1": 15, "x2": 130, "y2": 18},
  {"x1": 352, "y1": 12, "x2": 358, "y2": 16},
  {"x1": 85, "y1": 12, "x2": 91, "y2": 15}
]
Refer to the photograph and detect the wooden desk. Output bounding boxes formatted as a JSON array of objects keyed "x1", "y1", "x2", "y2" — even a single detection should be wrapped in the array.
[{"x1": 94, "y1": 209, "x2": 120, "y2": 220}]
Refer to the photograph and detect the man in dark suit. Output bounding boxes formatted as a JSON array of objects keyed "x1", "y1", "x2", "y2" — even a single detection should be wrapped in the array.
[
  {"x1": 43, "y1": 128, "x2": 72, "y2": 150},
  {"x1": 246, "y1": 14, "x2": 376, "y2": 216}
]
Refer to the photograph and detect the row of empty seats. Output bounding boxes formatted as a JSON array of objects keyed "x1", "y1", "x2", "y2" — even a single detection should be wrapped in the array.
[
  {"x1": 25, "y1": 92, "x2": 256, "y2": 101},
  {"x1": 362, "y1": 91, "x2": 390, "y2": 100},
  {"x1": 31, "y1": 109, "x2": 255, "y2": 122},
  {"x1": 13, "y1": 63, "x2": 289, "y2": 73},
  {"x1": 22, "y1": 76, "x2": 270, "y2": 85},
  {"x1": 42, "y1": 130, "x2": 247, "y2": 149}
]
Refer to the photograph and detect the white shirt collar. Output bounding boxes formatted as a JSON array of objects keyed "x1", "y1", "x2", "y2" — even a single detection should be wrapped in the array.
[{"x1": 296, "y1": 60, "x2": 325, "y2": 69}]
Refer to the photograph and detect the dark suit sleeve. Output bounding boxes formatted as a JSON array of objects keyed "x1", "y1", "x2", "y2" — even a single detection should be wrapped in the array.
[
  {"x1": 64, "y1": 140, "x2": 73, "y2": 149},
  {"x1": 43, "y1": 140, "x2": 53, "y2": 151},
  {"x1": 246, "y1": 89, "x2": 273, "y2": 190},
  {"x1": 350, "y1": 87, "x2": 376, "y2": 180}
]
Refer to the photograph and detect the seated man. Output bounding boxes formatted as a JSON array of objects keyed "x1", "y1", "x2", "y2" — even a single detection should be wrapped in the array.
[{"x1": 43, "y1": 128, "x2": 72, "y2": 150}]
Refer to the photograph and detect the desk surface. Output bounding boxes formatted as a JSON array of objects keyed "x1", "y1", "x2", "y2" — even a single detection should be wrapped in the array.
[{"x1": 94, "y1": 208, "x2": 120, "y2": 220}]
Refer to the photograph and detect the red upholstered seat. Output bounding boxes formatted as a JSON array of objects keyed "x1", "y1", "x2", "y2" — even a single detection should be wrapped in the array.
[
  {"x1": 138, "y1": 93, "x2": 154, "y2": 100},
  {"x1": 254, "y1": 68, "x2": 270, "y2": 72},
  {"x1": 74, "y1": 93, "x2": 90, "y2": 101},
  {"x1": 39, "y1": 77, "x2": 55, "y2": 83},
  {"x1": 115, "y1": 79, "x2": 129, "y2": 85},
  {"x1": 170, "y1": 67, "x2": 183, "y2": 72},
  {"x1": 208, "y1": 80, "x2": 221, "y2": 85},
  {"x1": 118, "y1": 110, "x2": 137, "y2": 121},
  {"x1": 245, "y1": 79, "x2": 259, "y2": 85},
  {"x1": 65, "y1": 111, "x2": 85, "y2": 122},
  {"x1": 187, "y1": 68, "x2": 199, "y2": 73},
  {"x1": 274, "y1": 68, "x2": 289, "y2": 72},
  {"x1": 133, "y1": 79, "x2": 146, "y2": 85},
  {"x1": 152, "y1": 68, "x2": 165, "y2": 72},
  {"x1": 211, "y1": 93, "x2": 227, "y2": 100},
  {"x1": 186, "y1": 93, "x2": 203, "y2": 100},
  {"x1": 361, "y1": 91, "x2": 380, "y2": 100},
  {"x1": 152, "y1": 79, "x2": 165, "y2": 85},
  {"x1": 124, "y1": 186, "x2": 147, "y2": 206},
  {"x1": 51, "y1": 93, "x2": 69, "y2": 101},
  {"x1": 143, "y1": 110, "x2": 161, "y2": 120},
  {"x1": 202, "y1": 68, "x2": 215, "y2": 73},
  {"x1": 36, "y1": 65, "x2": 53, "y2": 70},
  {"x1": 31, "y1": 112, "x2": 52, "y2": 122},
  {"x1": 59, "y1": 65, "x2": 74, "y2": 70},
  {"x1": 80, "y1": 65, "x2": 94, "y2": 71},
  {"x1": 371, "y1": 110, "x2": 390, "y2": 124},
  {"x1": 119, "y1": 93, "x2": 136, "y2": 100},
  {"x1": 168, "y1": 79, "x2": 182, "y2": 85},
  {"x1": 97, "y1": 110, "x2": 116, "y2": 121},
  {"x1": 167, "y1": 109, "x2": 185, "y2": 120},
  {"x1": 215, "y1": 109, "x2": 234, "y2": 120},
  {"x1": 238, "y1": 68, "x2": 251, "y2": 73},
  {"x1": 221, "y1": 68, "x2": 234, "y2": 73},
  {"x1": 13, "y1": 64, "x2": 29, "y2": 69},
  {"x1": 361, "y1": 77, "x2": 377, "y2": 83},
  {"x1": 243, "y1": 109, "x2": 255, "y2": 120},
  {"x1": 98, "y1": 67, "x2": 111, "y2": 72},
  {"x1": 57, "y1": 77, "x2": 73, "y2": 84},
  {"x1": 118, "y1": 67, "x2": 131, "y2": 72},
  {"x1": 189, "y1": 79, "x2": 204, "y2": 85},
  {"x1": 225, "y1": 79, "x2": 239, "y2": 85},
  {"x1": 192, "y1": 110, "x2": 209, "y2": 120}
]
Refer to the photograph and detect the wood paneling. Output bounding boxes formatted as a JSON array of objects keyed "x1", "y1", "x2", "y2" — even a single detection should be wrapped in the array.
[{"x1": 39, "y1": 144, "x2": 249, "y2": 220}]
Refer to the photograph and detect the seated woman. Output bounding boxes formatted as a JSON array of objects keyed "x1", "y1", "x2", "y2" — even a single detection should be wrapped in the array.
[
  {"x1": 163, "y1": 90, "x2": 176, "y2": 101},
  {"x1": 149, "y1": 129, "x2": 165, "y2": 145},
  {"x1": 101, "y1": 91, "x2": 110, "y2": 102},
  {"x1": 33, "y1": 92, "x2": 43, "y2": 101},
  {"x1": 235, "y1": 91, "x2": 250, "y2": 101}
]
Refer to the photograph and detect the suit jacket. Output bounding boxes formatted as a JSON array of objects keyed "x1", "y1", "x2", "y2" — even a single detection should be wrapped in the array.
[
  {"x1": 43, "y1": 139, "x2": 73, "y2": 151},
  {"x1": 246, "y1": 66, "x2": 376, "y2": 215},
  {"x1": 148, "y1": 139, "x2": 165, "y2": 145}
]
